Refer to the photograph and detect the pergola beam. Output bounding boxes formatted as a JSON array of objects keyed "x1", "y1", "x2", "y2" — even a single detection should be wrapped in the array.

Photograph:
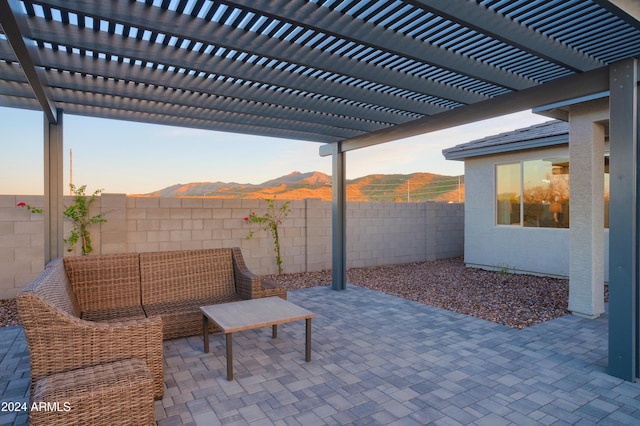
[
  {"x1": 593, "y1": 0, "x2": 640, "y2": 30},
  {"x1": 411, "y1": 0, "x2": 604, "y2": 72},
  {"x1": 0, "y1": 0, "x2": 57, "y2": 123},
  {"x1": 320, "y1": 66, "x2": 611, "y2": 156}
]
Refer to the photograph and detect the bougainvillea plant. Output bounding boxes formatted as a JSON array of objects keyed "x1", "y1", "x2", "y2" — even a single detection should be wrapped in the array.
[
  {"x1": 16, "y1": 202, "x2": 42, "y2": 214},
  {"x1": 244, "y1": 198, "x2": 291, "y2": 274},
  {"x1": 17, "y1": 184, "x2": 110, "y2": 255}
]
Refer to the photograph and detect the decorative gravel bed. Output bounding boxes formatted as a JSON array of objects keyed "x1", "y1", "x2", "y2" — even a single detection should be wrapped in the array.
[
  {"x1": 266, "y1": 257, "x2": 575, "y2": 329},
  {"x1": 1, "y1": 258, "x2": 595, "y2": 330},
  {"x1": 0, "y1": 298, "x2": 19, "y2": 327}
]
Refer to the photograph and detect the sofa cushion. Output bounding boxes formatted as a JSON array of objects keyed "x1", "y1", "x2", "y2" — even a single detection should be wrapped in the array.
[
  {"x1": 144, "y1": 294, "x2": 243, "y2": 339},
  {"x1": 64, "y1": 253, "x2": 142, "y2": 318},
  {"x1": 81, "y1": 305, "x2": 147, "y2": 322},
  {"x1": 140, "y1": 249, "x2": 236, "y2": 306}
]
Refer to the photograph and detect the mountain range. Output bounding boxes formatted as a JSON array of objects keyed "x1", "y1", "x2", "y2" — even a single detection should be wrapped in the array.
[{"x1": 142, "y1": 171, "x2": 464, "y2": 202}]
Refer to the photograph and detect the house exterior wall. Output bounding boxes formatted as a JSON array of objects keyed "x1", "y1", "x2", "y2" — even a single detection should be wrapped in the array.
[
  {"x1": 463, "y1": 145, "x2": 610, "y2": 279},
  {"x1": 0, "y1": 195, "x2": 463, "y2": 299}
]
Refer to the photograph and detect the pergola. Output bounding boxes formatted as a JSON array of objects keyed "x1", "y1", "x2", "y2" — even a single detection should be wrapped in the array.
[{"x1": 1, "y1": 0, "x2": 639, "y2": 381}]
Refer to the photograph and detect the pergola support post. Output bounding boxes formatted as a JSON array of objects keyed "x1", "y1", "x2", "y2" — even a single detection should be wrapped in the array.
[
  {"x1": 331, "y1": 143, "x2": 347, "y2": 291},
  {"x1": 44, "y1": 108, "x2": 64, "y2": 263},
  {"x1": 608, "y1": 58, "x2": 639, "y2": 381}
]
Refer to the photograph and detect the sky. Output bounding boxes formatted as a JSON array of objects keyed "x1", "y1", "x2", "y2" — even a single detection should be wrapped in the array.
[{"x1": 0, "y1": 106, "x2": 551, "y2": 195}]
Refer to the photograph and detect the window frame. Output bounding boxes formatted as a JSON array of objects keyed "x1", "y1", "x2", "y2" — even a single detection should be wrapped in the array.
[{"x1": 495, "y1": 160, "x2": 523, "y2": 226}]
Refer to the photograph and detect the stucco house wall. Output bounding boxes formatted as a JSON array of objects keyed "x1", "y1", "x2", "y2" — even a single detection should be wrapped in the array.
[
  {"x1": 449, "y1": 119, "x2": 610, "y2": 282},
  {"x1": 464, "y1": 146, "x2": 569, "y2": 277}
]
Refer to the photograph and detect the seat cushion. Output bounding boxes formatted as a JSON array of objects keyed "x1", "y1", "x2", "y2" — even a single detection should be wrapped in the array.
[
  {"x1": 81, "y1": 305, "x2": 147, "y2": 322},
  {"x1": 144, "y1": 294, "x2": 243, "y2": 339}
]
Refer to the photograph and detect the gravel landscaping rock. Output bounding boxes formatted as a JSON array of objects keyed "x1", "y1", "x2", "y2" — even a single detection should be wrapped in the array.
[
  {"x1": 0, "y1": 298, "x2": 19, "y2": 327},
  {"x1": 2, "y1": 258, "x2": 599, "y2": 330},
  {"x1": 266, "y1": 257, "x2": 577, "y2": 329}
]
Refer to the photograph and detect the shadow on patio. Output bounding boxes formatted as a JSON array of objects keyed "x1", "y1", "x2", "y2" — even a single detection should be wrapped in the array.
[{"x1": 2, "y1": 285, "x2": 639, "y2": 425}]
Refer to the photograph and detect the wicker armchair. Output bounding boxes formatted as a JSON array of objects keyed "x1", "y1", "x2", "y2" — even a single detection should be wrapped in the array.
[{"x1": 17, "y1": 261, "x2": 164, "y2": 399}]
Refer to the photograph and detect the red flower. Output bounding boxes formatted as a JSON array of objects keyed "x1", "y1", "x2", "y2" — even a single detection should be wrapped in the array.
[
  {"x1": 16, "y1": 202, "x2": 26, "y2": 207},
  {"x1": 243, "y1": 217, "x2": 249, "y2": 221}
]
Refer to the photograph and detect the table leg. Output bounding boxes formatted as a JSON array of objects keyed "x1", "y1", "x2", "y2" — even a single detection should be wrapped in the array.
[
  {"x1": 226, "y1": 333, "x2": 233, "y2": 381},
  {"x1": 272, "y1": 324, "x2": 278, "y2": 338},
  {"x1": 305, "y1": 318, "x2": 312, "y2": 362},
  {"x1": 203, "y1": 315, "x2": 209, "y2": 353}
]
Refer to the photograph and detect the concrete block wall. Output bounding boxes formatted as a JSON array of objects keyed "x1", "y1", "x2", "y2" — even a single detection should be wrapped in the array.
[{"x1": 0, "y1": 194, "x2": 463, "y2": 298}]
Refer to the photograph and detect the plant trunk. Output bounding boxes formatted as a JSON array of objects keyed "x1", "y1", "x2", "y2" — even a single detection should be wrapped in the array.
[{"x1": 273, "y1": 224, "x2": 283, "y2": 274}]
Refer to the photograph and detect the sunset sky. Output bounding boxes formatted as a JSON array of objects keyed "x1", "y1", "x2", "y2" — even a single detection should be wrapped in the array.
[{"x1": 1, "y1": 106, "x2": 550, "y2": 195}]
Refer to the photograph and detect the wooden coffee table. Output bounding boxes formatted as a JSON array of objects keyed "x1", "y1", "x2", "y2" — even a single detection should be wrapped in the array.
[{"x1": 200, "y1": 297, "x2": 316, "y2": 380}]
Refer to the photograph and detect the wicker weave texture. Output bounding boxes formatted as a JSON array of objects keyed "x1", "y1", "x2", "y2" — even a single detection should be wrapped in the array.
[
  {"x1": 145, "y1": 294, "x2": 243, "y2": 339},
  {"x1": 17, "y1": 261, "x2": 164, "y2": 399},
  {"x1": 140, "y1": 249, "x2": 236, "y2": 306},
  {"x1": 23, "y1": 262, "x2": 82, "y2": 317},
  {"x1": 232, "y1": 247, "x2": 287, "y2": 300},
  {"x1": 64, "y1": 253, "x2": 142, "y2": 313},
  {"x1": 30, "y1": 358, "x2": 155, "y2": 426},
  {"x1": 82, "y1": 305, "x2": 147, "y2": 322}
]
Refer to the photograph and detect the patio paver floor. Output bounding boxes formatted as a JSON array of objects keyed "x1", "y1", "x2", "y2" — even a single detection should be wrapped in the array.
[{"x1": 2, "y1": 285, "x2": 640, "y2": 425}]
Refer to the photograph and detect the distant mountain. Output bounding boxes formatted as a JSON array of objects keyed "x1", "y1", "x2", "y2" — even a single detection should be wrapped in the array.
[
  {"x1": 141, "y1": 171, "x2": 464, "y2": 202},
  {"x1": 260, "y1": 171, "x2": 331, "y2": 187}
]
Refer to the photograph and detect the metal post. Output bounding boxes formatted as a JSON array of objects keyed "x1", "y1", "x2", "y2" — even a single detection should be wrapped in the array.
[
  {"x1": 331, "y1": 143, "x2": 347, "y2": 291},
  {"x1": 608, "y1": 58, "x2": 639, "y2": 381},
  {"x1": 226, "y1": 333, "x2": 233, "y2": 381},
  {"x1": 305, "y1": 318, "x2": 312, "y2": 362},
  {"x1": 43, "y1": 109, "x2": 64, "y2": 263},
  {"x1": 203, "y1": 315, "x2": 209, "y2": 353}
]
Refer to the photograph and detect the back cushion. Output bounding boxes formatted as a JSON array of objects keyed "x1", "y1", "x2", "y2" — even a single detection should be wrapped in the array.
[
  {"x1": 63, "y1": 253, "x2": 141, "y2": 312},
  {"x1": 140, "y1": 249, "x2": 235, "y2": 305}
]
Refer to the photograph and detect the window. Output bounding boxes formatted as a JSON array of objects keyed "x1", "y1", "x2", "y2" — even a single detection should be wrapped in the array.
[
  {"x1": 496, "y1": 158, "x2": 570, "y2": 228},
  {"x1": 496, "y1": 156, "x2": 612, "y2": 229}
]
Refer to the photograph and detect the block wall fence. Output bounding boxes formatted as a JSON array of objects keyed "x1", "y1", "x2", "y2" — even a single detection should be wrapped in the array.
[{"x1": 0, "y1": 194, "x2": 464, "y2": 299}]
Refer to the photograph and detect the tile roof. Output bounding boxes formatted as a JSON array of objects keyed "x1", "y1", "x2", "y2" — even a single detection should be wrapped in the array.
[{"x1": 442, "y1": 120, "x2": 569, "y2": 160}]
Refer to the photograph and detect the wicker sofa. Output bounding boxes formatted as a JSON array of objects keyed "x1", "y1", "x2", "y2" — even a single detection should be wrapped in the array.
[{"x1": 62, "y1": 247, "x2": 287, "y2": 339}]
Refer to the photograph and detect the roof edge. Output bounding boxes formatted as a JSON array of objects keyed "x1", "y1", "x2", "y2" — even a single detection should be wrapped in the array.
[{"x1": 442, "y1": 120, "x2": 569, "y2": 161}]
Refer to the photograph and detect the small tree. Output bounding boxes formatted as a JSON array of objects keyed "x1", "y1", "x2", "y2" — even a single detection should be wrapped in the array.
[
  {"x1": 64, "y1": 184, "x2": 110, "y2": 255},
  {"x1": 244, "y1": 198, "x2": 291, "y2": 274}
]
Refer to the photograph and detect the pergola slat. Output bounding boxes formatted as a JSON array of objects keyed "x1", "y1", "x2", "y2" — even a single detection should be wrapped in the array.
[
  {"x1": 32, "y1": 51, "x2": 413, "y2": 127},
  {"x1": 36, "y1": 0, "x2": 489, "y2": 107},
  {"x1": 227, "y1": 0, "x2": 538, "y2": 90},
  {"x1": 26, "y1": 16, "x2": 443, "y2": 118}
]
